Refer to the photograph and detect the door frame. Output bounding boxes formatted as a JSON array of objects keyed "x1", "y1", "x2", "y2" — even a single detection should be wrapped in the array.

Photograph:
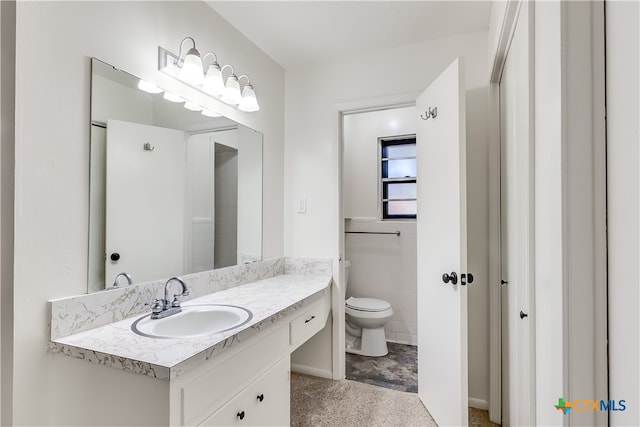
[
  {"x1": 488, "y1": 1, "x2": 524, "y2": 422},
  {"x1": 334, "y1": 93, "x2": 420, "y2": 381}
]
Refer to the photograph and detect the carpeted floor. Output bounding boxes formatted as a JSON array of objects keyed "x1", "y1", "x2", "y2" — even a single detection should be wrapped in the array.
[
  {"x1": 291, "y1": 371, "x2": 501, "y2": 427},
  {"x1": 291, "y1": 372, "x2": 437, "y2": 427},
  {"x1": 344, "y1": 343, "x2": 499, "y2": 426}
]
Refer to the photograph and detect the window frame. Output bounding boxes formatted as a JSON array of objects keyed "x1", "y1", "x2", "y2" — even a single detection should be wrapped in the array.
[{"x1": 378, "y1": 135, "x2": 417, "y2": 220}]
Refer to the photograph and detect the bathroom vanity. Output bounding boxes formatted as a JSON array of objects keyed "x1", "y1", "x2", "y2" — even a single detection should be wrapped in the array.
[{"x1": 49, "y1": 258, "x2": 332, "y2": 426}]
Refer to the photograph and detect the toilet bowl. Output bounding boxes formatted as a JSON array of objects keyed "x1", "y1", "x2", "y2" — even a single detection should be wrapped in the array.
[
  {"x1": 344, "y1": 261, "x2": 393, "y2": 357},
  {"x1": 345, "y1": 297, "x2": 393, "y2": 356}
]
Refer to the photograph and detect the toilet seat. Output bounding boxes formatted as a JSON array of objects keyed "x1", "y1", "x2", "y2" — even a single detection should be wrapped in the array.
[{"x1": 346, "y1": 297, "x2": 391, "y2": 312}]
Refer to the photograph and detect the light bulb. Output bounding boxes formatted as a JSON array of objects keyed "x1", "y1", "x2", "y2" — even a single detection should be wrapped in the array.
[
  {"x1": 163, "y1": 91, "x2": 185, "y2": 103},
  {"x1": 178, "y1": 47, "x2": 204, "y2": 86},
  {"x1": 221, "y1": 74, "x2": 241, "y2": 105},
  {"x1": 238, "y1": 84, "x2": 260, "y2": 112},
  {"x1": 137, "y1": 80, "x2": 163, "y2": 94},
  {"x1": 202, "y1": 109, "x2": 221, "y2": 118},
  {"x1": 184, "y1": 102, "x2": 203, "y2": 111},
  {"x1": 202, "y1": 63, "x2": 224, "y2": 96}
]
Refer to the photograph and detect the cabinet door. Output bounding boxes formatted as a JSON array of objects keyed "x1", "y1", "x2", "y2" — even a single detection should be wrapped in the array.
[{"x1": 199, "y1": 356, "x2": 290, "y2": 427}]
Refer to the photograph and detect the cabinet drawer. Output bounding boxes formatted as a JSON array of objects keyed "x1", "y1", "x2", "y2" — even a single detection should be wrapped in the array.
[
  {"x1": 182, "y1": 325, "x2": 288, "y2": 426},
  {"x1": 289, "y1": 294, "x2": 330, "y2": 350},
  {"x1": 199, "y1": 355, "x2": 290, "y2": 426}
]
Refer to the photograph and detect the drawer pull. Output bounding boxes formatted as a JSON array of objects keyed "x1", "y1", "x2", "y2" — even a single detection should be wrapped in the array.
[
  {"x1": 257, "y1": 393, "x2": 264, "y2": 402},
  {"x1": 237, "y1": 411, "x2": 245, "y2": 420},
  {"x1": 304, "y1": 316, "x2": 316, "y2": 324}
]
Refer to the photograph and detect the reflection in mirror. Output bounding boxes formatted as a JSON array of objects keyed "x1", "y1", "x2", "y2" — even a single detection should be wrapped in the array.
[{"x1": 88, "y1": 58, "x2": 263, "y2": 293}]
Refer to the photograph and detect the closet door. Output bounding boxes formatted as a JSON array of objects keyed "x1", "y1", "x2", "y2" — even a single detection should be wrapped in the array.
[{"x1": 500, "y1": 3, "x2": 533, "y2": 425}]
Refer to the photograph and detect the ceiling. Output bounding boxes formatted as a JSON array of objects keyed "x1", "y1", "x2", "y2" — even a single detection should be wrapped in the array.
[{"x1": 208, "y1": 1, "x2": 493, "y2": 70}]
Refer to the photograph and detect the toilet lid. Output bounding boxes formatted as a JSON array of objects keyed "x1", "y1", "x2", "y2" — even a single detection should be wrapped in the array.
[{"x1": 346, "y1": 297, "x2": 391, "y2": 312}]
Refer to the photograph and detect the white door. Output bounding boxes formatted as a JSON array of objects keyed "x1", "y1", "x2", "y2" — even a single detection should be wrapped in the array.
[
  {"x1": 499, "y1": 3, "x2": 533, "y2": 425},
  {"x1": 416, "y1": 58, "x2": 468, "y2": 426},
  {"x1": 105, "y1": 119, "x2": 186, "y2": 287}
]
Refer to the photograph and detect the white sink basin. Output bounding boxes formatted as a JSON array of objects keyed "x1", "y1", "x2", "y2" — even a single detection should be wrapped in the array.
[{"x1": 131, "y1": 304, "x2": 253, "y2": 339}]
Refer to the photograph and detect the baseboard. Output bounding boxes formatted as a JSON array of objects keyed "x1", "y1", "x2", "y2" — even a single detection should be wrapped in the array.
[
  {"x1": 291, "y1": 363, "x2": 334, "y2": 379},
  {"x1": 469, "y1": 398, "x2": 489, "y2": 410},
  {"x1": 386, "y1": 338, "x2": 417, "y2": 346}
]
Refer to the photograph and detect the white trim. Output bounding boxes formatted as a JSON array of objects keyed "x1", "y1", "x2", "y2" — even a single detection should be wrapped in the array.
[
  {"x1": 334, "y1": 112, "x2": 346, "y2": 380},
  {"x1": 291, "y1": 364, "x2": 333, "y2": 380},
  {"x1": 335, "y1": 92, "x2": 418, "y2": 115},
  {"x1": 469, "y1": 398, "x2": 489, "y2": 411},
  {"x1": 487, "y1": 82, "x2": 502, "y2": 425},
  {"x1": 490, "y1": 1, "x2": 523, "y2": 83},
  {"x1": 487, "y1": 1, "x2": 523, "y2": 424},
  {"x1": 561, "y1": 2, "x2": 608, "y2": 425},
  {"x1": 335, "y1": 95, "x2": 419, "y2": 382}
]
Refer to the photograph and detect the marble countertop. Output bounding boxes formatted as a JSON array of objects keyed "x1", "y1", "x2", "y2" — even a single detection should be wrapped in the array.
[{"x1": 50, "y1": 274, "x2": 331, "y2": 380}]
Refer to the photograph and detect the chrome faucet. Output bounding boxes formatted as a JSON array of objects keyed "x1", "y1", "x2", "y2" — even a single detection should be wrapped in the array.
[
  {"x1": 151, "y1": 277, "x2": 190, "y2": 319},
  {"x1": 112, "y1": 272, "x2": 133, "y2": 288}
]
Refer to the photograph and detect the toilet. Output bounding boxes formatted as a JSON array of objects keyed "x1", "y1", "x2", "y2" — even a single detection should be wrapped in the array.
[{"x1": 344, "y1": 260, "x2": 393, "y2": 357}]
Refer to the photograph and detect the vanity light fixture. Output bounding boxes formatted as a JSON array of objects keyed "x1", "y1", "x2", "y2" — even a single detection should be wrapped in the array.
[
  {"x1": 202, "y1": 52, "x2": 224, "y2": 97},
  {"x1": 176, "y1": 37, "x2": 204, "y2": 86},
  {"x1": 158, "y1": 37, "x2": 260, "y2": 112},
  {"x1": 221, "y1": 65, "x2": 242, "y2": 105},
  {"x1": 238, "y1": 75, "x2": 260, "y2": 112},
  {"x1": 135, "y1": 76, "x2": 223, "y2": 117}
]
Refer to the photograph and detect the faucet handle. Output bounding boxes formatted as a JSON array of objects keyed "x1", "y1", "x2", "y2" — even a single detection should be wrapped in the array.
[
  {"x1": 170, "y1": 289, "x2": 189, "y2": 308},
  {"x1": 145, "y1": 298, "x2": 165, "y2": 314}
]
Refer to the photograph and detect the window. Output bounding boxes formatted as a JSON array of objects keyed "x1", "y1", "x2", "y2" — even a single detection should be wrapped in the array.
[{"x1": 380, "y1": 136, "x2": 417, "y2": 219}]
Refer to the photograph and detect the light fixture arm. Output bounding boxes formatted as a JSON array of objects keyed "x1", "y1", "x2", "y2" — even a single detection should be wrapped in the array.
[
  {"x1": 238, "y1": 74, "x2": 251, "y2": 86},
  {"x1": 221, "y1": 64, "x2": 236, "y2": 77},
  {"x1": 202, "y1": 52, "x2": 219, "y2": 67},
  {"x1": 176, "y1": 37, "x2": 197, "y2": 65}
]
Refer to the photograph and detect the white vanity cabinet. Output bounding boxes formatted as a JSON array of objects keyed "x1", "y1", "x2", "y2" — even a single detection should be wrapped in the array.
[
  {"x1": 176, "y1": 323, "x2": 291, "y2": 426},
  {"x1": 50, "y1": 272, "x2": 332, "y2": 427},
  {"x1": 199, "y1": 356, "x2": 290, "y2": 426},
  {"x1": 169, "y1": 291, "x2": 331, "y2": 426}
]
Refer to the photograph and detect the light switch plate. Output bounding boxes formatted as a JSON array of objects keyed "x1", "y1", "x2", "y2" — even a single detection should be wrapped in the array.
[{"x1": 296, "y1": 199, "x2": 307, "y2": 214}]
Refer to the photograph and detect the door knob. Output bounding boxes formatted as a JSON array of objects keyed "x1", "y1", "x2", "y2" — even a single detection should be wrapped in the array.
[
  {"x1": 461, "y1": 273, "x2": 474, "y2": 285},
  {"x1": 442, "y1": 272, "x2": 458, "y2": 285},
  {"x1": 520, "y1": 310, "x2": 528, "y2": 319}
]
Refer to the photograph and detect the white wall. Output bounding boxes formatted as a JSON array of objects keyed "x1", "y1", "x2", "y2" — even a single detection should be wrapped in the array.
[
  {"x1": 284, "y1": 30, "x2": 490, "y2": 406},
  {"x1": 186, "y1": 132, "x2": 216, "y2": 274},
  {"x1": 607, "y1": 2, "x2": 640, "y2": 426},
  {"x1": 532, "y1": 3, "x2": 608, "y2": 426},
  {"x1": 343, "y1": 107, "x2": 418, "y2": 344},
  {"x1": 237, "y1": 125, "x2": 263, "y2": 263},
  {"x1": 13, "y1": 2, "x2": 284, "y2": 425},
  {"x1": 343, "y1": 107, "x2": 415, "y2": 220}
]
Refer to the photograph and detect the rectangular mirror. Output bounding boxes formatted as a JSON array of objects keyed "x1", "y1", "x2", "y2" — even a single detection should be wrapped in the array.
[{"x1": 88, "y1": 58, "x2": 263, "y2": 293}]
